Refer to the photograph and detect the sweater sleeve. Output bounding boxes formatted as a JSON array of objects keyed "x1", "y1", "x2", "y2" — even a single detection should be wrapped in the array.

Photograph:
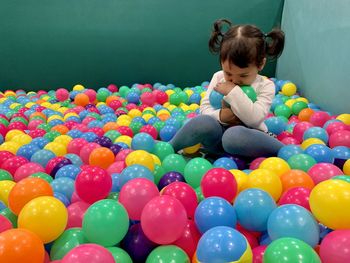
[
  {"x1": 223, "y1": 78, "x2": 275, "y2": 128},
  {"x1": 199, "y1": 71, "x2": 222, "y2": 121}
]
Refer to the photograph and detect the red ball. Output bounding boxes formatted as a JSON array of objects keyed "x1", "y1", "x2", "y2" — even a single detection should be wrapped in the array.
[
  {"x1": 1, "y1": 156, "x2": 29, "y2": 175},
  {"x1": 107, "y1": 84, "x2": 118, "y2": 92},
  {"x1": 154, "y1": 90, "x2": 168, "y2": 104},
  {"x1": 329, "y1": 130, "x2": 350, "y2": 148},
  {"x1": 67, "y1": 138, "x2": 88, "y2": 155},
  {"x1": 139, "y1": 125, "x2": 158, "y2": 139},
  {"x1": 28, "y1": 129, "x2": 46, "y2": 138},
  {"x1": 140, "y1": 92, "x2": 156, "y2": 106},
  {"x1": 88, "y1": 127, "x2": 104, "y2": 137},
  {"x1": 108, "y1": 100, "x2": 122, "y2": 111},
  {"x1": 0, "y1": 151, "x2": 15, "y2": 167},
  {"x1": 117, "y1": 126, "x2": 133, "y2": 137},
  {"x1": 8, "y1": 121, "x2": 27, "y2": 131}
]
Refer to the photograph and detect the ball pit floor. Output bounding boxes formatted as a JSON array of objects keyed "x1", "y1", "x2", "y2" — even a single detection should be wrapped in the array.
[{"x1": 0, "y1": 80, "x2": 349, "y2": 263}]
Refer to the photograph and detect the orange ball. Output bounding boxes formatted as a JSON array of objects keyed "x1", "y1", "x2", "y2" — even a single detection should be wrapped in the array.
[
  {"x1": 280, "y1": 169, "x2": 315, "y2": 192},
  {"x1": 74, "y1": 93, "x2": 90, "y2": 107},
  {"x1": 89, "y1": 147, "x2": 115, "y2": 169},
  {"x1": 29, "y1": 112, "x2": 46, "y2": 120},
  {"x1": 106, "y1": 95, "x2": 120, "y2": 105},
  {"x1": 158, "y1": 114, "x2": 170, "y2": 121},
  {"x1": 0, "y1": 228, "x2": 45, "y2": 263},
  {"x1": 8, "y1": 177, "x2": 53, "y2": 215},
  {"x1": 298, "y1": 108, "x2": 314, "y2": 122},
  {"x1": 51, "y1": 125, "x2": 69, "y2": 135},
  {"x1": 103, "y1": 122, "x2": 119, "y2": 132}
]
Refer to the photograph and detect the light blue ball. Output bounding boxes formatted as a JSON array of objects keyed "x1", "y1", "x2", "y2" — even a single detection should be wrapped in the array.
[
  {"x1": 111, "y1": 173, "x2": 122, "y2": 192},
  {"x1": 159, "y1": 125, "x2": 178, "y2": 142},
  {"x1": 65, "y1": 154, "x2": 83, "y2": 166},
  {"x1": 31, "y1": 149, "x2": 55, "y2": 167},
  {"x1": 131, "y1": 132, "x2": 155, "y2": 152},
  {"x1": 264, "y1": 117, "x2": 287, "y2": 135},
  {"x1": 213, "y1": 157, "x2": 238, "y2": 170},
  {"x1": 51, "y1": 177, "x2": 75, "y2": 201},
  {"x1": 55, "y1": 164, "x2": 81, "y2": 180},
  {"x1": 303, "y1": 127, "x2": 329, "y2": 143},
  {"x1": 305, "y1": 144, "x2": 334, "y2": 163},
  {"x1": 54, "y1": 192, "x2": 70, "y2": 207},
  {"x1": 17, "y1": 143, "x2": 40, "y2": 160},
  {"x1": 119, "y1": 164, "x2": 154, "y2": 188},
  {"x1": 209, "y1": 90, "x2": 224, "y2": 109},
  {"x1": 278, "y1": 145, "x2": 304, "y2": 161}
]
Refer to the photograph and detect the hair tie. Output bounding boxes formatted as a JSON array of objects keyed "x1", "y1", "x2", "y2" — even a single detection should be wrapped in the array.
[{"x1": 263, "y1": 33, "x2": 268, "y2": 39}]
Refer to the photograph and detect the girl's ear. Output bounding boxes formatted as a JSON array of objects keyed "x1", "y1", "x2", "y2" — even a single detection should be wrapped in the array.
[{"x1": 258, "y1": 58, "x2": 267, "y2": 71}]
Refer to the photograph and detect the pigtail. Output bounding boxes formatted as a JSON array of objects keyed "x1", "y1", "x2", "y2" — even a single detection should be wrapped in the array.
[
  {"x1": 209, "y1": 19, "x2": 232, "y2": 54},
  {"x1": 265, "y1": 28, "x2": 285, "y2": 59}
]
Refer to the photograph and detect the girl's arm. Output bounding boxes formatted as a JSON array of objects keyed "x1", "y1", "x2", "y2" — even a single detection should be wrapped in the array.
[{"x1": 223, "y1": 79, "x2": 275, "y2": 128}]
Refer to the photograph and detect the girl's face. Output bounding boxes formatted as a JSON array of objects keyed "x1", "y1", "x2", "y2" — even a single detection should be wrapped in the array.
[{"x1": 221, "y1": 59, "x2": 265, "y2": 86}]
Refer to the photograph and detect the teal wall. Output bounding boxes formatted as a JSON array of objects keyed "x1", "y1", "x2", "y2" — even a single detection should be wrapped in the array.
[
  {"x1": 0, "y1": 0, "x2": 284, "y2": 91},
  {"x1": 276, "y1": 0, "x2": 350, "y2": 115}
]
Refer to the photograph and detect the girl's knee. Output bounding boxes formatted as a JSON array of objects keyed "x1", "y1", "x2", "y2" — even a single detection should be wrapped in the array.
[{"x1": 222, "y1": 126, "x2": 247, "y2": 152}]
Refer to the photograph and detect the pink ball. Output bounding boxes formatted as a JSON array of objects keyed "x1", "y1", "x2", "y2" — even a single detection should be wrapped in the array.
[
  {"x1": 28, "y1": 119, "x2": 44, "y2": 130},
  {"x1": 119, "y1": 178, "x2": 159, "y2": 220},
  {"x1": 141, "y1": 195, "x2": 187, "y2": 244},
  {"x1": 115, "y1": 149, "x2": 133, "y2": 162},
  {"x1": 154, "y1": 91, "x2": 168, "y2": 104},
  {"x1": 320, "y1": 230, "x2": 350, "y2": 263},
  {"x1": 187, "y1": 113, "x2": 197, "y2": 118},
  {"x1": 329, "y1": 130, "x2": 350, "y2": 148},
  {"x1": 278, "y1": 187, "x2": 311, "y2": 211},
  {"x1": 79, "y1": 143, "x2": 101, "y2": 164},
  {"x1": 201, "y1": 168, "x2": 238, "y2": 203},
  {"x1": 72, "y1": 124, "x2": 89, "y2": 132},
  {"x1": 281, "y1": 136, "x2": 300, "y2": 145},
  {"x1": 173, "y1": 220, "x2": 201, "y2": 259},
  {"x1": 117, "y1": 126, "x2": 133, "y2": 137},
  {"x1": 56, "y1": 88, "x2": 69, "y2": 102},
  {"x1": 14, "y1": 162, "x2": 45, "y2": 182},
  {"x1": 67, "y1": 138, "x2": 88, "y2": 155},
  {"x1": 293, "y1": 121, "x2": 314, "y2": 142},
  {"x1": 82, "y1": 116, "x2": 96, "y2": 126},
  {"x1": 125, "y1": 103, "x2": 138, "y2": 111},
  {"x1": 108, "y1": 100, "x2": 122, "y2": 111},
  {"x1": 1, "y1": 156, "x2": 28, "y2": 175},
  {"x1": 252, "y1": 245, "x2": 267, "y2": 263},
  {"x1": 75, "y1": 165, "x2": 112, "y2": 204},
  {"x1": 28, "y1": 129, "x2": 46, "y2": 138},
  {"x1": 107, "y1": 84, "x2": 118, "y2": 92},
  {"x1": 71, "y1": 191, "x2": 82, "y2": 203},
  {"x1": 0, "y1": 151, "x2": 14, "y2": 166},
  {"x1": 249, "y1": 157, "x2": 266, "y2": 170},
  {"x1": 84, "y1": 89, "x2": 97, "y2": 102},
  {"x1": 0, "y1": 214, "x2": 12, "y2": 233},
  {"x1": 310, "y1": 111, "x2": 331, "y2": 127},
  {"x1": 140, "y1": 92, "x2": 156, "y2": 106},
  {"x1": 66, "y1": 201, "x2": 90, "y2": 229},
  {"x1": 88, "y1": 127, "x2": 104, "y2": 137},
  {"x1": 277, "y1": 131, "x2": 293, "y2": 141},
  {"x1": 162, "y1": 182, "x2": 198, "y2": 219},
  {"x1": 46, "y1": 157, "x2": 66, "y2": 174},
  {"x1": 62, "y1": 244, "x2": 115, "y2": 263},
  {"x1": 288, "y1": 116, "x2": 300, "y2": 124},
  {"x1": 308, "y1": 163, "x2": 344, "y2": 184},
  {"x1": 325, "y1": 121, "x2": 348, "y2": 135},
  {"x1": 139, "y1": 125, "x2": 158, "y2": 140},
  {"x1": 106, "y1": 161, "x2": 125, "y2": 175}
]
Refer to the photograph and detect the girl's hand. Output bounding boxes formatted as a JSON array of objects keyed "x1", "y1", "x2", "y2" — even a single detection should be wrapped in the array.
[
  {"x1": 219, "y1": 107, "x2": 243, "y2": 126},
  {"x1": 214, "y1": 82, "x2": 235, "y2": 96}
]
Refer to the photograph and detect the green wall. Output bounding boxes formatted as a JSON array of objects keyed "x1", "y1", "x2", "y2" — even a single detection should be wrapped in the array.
[
  {"x1": 277, "y1": 0, "x2": 349, "y2": 115},
  {"x1": 0, "y1": 0, "x2": 284, "y2": 91}
]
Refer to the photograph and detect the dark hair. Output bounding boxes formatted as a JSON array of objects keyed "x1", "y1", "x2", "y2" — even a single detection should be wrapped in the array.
[{"x1": 209, "y1": 19, "x2": 285, "y2": 68}]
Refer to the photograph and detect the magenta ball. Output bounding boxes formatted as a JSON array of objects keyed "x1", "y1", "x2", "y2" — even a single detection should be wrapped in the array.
[
  {"x1": 66, "y1": 201, "x2": 90, "y2": 229},
  {"x1": 14, "y1": 162, "x2": 45, "y2": 182},
  {"x1": 310, "y1": 111, "x2": 331, "y2": 127},
  {"x1": 115, "y1": 149, "x2": 133, "y2": 162},
  {"x1": 329, "y1": 130, "x2": 350, "y2": 148},
  {"x1": 68, "y1": 138, "x2": 89, "y2": 155},
  {"x1": 308, "y1": 163, "x2": 344, "y2": 184},
  {"x1": 320, "y1": 230, "x2": 350, "y2": 263},
  {"x1": 278, "y1": 187, "x2": 311, "y2": 211},
  {"x1": 293, "y1": 121, "x2": 314, "y2": 142},
  {"x1": 249, "y1": 157, "x2": 266, "y2": 170},
  {"x1": 79, "y1": 143, "x2": 100, "y2": 164},
  {"x1": 252, "y1": 245, "x2": 267, "y2": 263},
  {"x1": 106, "y1": 161, "x2": 125, "y2": 175},
  {"x1": 56, "y1": 88, "x2": 69, "y2": 102},
  {"x1": 325, "y1": 121, "x2": 348, "y2": 135},
  {"x1": 141, "y1": 195, "x2": 187, "y2": 244},
  {"x1": 61, "y1": 244, "x2": 115, "y2": 263},
  {"x1": 140, "y1": 92, "x2": 156, "y2": 106}
]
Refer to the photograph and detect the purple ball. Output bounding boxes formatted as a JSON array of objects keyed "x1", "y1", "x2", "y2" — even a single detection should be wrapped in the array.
[
  {"x1": 121, "y1": 223, "x2": 157, "y2": 263},
  {"x1": 85, "y1": 104, "x2": 96, "y2": 109},
  {"x1": 226, "y1": 154, "x2": 247, "y2": 170},
  {"x1": 110, "y1": 144, "x2": 122, "y2": 155},
  {"x1": 94, "y1": 136, "x2": 113, "y2": 148},
  {"x1": 51, "y1": 158, "x2": 72, "y2": 177},
  {"x1": 158, "y1": 171, "x2": 185, "y2": 190}
]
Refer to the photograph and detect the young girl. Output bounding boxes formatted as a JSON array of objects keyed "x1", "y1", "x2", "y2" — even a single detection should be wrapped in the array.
[{"x1": 169, "y1": 19, "x2": 285, "y2": 158}]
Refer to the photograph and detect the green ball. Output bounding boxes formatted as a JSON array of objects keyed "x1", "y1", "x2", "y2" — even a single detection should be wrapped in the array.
[
  {"x1": 86, "y1": 112, "x2": 101, "y2": 120},
  {"x1": 82, "y1": 199, "x2": 129, "y2": 247},
  {"x1": 30, "y1": 172, "x2": 53, "y2": 183},
  {"x1": 274, "y1": 104, "x2": 292, "y2": 118},
  {"x1": 10, "y1": 117, "x2": 28, "y2": 125},
  {"x1": 264, "y1": 237, "x2": 321, "y2": 263},
  {"x1": 50, "y1": 228, "x2": 87, "y2": 260},
  {"x1": 173, "y1": 87, "x2": 182, "y2": 93},
  {"x1": 107, "y1": 192, "x2": 119, "y2": 201},
  {"x1": 37, "y1": 123, "x2": 52, "y2": 132},
  {"x1": 241, "y1": 85, "x2": 257, "y2": 102},
  {"x1": 292, "y1": 101, "x2": 308, "y2": 115},
  {"x1": 44, "y1": 130, "x2": 61, "y2": 141},
  {"x1": 153, "y1": 164, "x2": 166, "y2": 185},
  {"x1": 107, "y1": 247, "x2": 133, "y2": 263},
  {"x1": 146, "y1": 245, "x2": 190, "y2": 263},
  {"x1": 30, "y1": 116, "x2": 46, "y2": 122},
  {"x1": 169, "y1": 94, "x2": 182, "y2": 106},
  {"x1": 0, "y1": 208, "x2": 17, "y2": 228},
  {"x1": 119, "y1": 86, "x2": 130, "y2": 98},
  {"x1": 0, "y1": 169, "x2": 13, "y2": 181},
  {"x1": 129, "y1": 122, "x2": 143, "y2": 134},
  {"x1": 141, "y1": 88, "x2": 153, "y2": 94},
  {"x1": 178, "y1": 92, "x2": 189, "y2": 104},
  {"x1": 152, "y1": 142, "x2": 175, "y2": 161},
  {"x1": 287, "y1": 154, "x2": 317, "y2": 172},
  {"x1": 162, "y1": 154, "x2": 187, "y2": 174},
  {"x1": 153, "y1": 121, "x2": 165, "y2": 132},
  {"x1": 96, "y1": 90, "x2": 110, "y2": 102},
  {"x1": 195, "y1": 186, "x2": 205, "y2": 202},
  {"x1": 0, "y1": 118, "x2": 9, "y2": 126},
  {"x1": 184, "y1": 157, "x2": 213, "y2": 188},
  {"x1": 104, "y1": 130, "x2": 121, "y2": 142}
]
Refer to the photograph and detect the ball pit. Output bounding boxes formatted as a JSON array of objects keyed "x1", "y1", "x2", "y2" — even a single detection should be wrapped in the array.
[{"x1": 0, "y1": 79, "x2": 349, "y2": 262}]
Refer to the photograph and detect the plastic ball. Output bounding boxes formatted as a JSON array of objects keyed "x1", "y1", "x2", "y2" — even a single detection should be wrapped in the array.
[
  {"x1": 329, "y1": 130, "x2": 350, "y2": 148},
  {"x1": 131, "y1": 132, "x2": 155, "y2": 152},
  {"x1": 61, "y1": 244, "x2": 115, "y2": 263},
  {"x1": 209, "y1": 90, "x2": 223, "y2": 109},
  {"x1": 319, "y1": 230, "x2": 350, "y2": 263},
  {"x1": 119, "y1": 164, "x2": 154, "y2": 188},
  {"x1": 287, "y1": 153, "x2": 317, "y2": 172},
  {"x1": 159, "y1": 125, "x2": 178, "y2": 142},
  {"x1": 281, "y1": 82, "x2": 297, "y2": 96},
  {"x1": 308, "y1": 163, "x2": 343, "y2": 184},
  {"x1": 88, "y1": 147, "x2": 114, "y2": 169},
  {"x1": 278, "y1": 187, "x2": 311, "y2": 211},
  {"x1": 259, "y1": 157, "x2": 290, "y2": 177},
  {"x1": 125, "y1": 150, "x2": 155, "y2": 172}
]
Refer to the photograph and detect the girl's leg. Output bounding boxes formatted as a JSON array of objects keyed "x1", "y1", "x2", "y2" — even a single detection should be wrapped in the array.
[
  {"x1": 169, "y1": 115, "x2": 224, "y2": 152},
  {"x1": 222, "y1": 126, "x2": 284, "y2": 158}
]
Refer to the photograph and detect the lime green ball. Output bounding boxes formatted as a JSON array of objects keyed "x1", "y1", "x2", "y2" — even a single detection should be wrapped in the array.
[
  {"x1": 287, "y1": 154, "x2": 317, "y2": 172},
  {"x1": 107, "y1": 247, "x2": 132, "y2": 263},
  {"x1": 152, "y1": 142, "x2": 175, "y2": 161},
  {"x1": 241, "y1": 85, "x2": 257, "y2": 102},
  {"x1": 153, "y1": 121, "x2": 165, "y2": 132},
  {"x1": 44, "y1": 130, "x2": 61, "y2": 141},
  {"x1": 104, "y1": 130, "x2": 121, "y2": 142},
  {"x1": 274, "y1": 104, "x2": 292, "y2": 118},
  {"x1": 129, "y1": 121, "x2": 143, "y2": 134},
  {"x1": 96, "y1": 90, "x2": 110, "y2": 102},
  {"x1": 0, "y1": 169, "x2": 13, "y2": 181},
  {"x1": 30, "y1": 172, "x2": 53, "y2": 183},
  {"x1": 195, "y1": 186, "x2": 205, "y2": 202},
  {"x1": 169, "y1": 93, "x2": 182, "y2": 106},
  {"x1": 37, "y1": 123, "x2": 52, "y2": 132},
  {"x1": 178, "y1": 92, "x2": 189, "y2": 104},
  {"x1": 119, "y1": 86, "x2": 130, "y2": 98},
  {"x1": 292, "y1": 101, "x2": 308, "y2": 115},
  {"x1": 153, "y1": 164, "x2": 166, "y2": 185},
  {"x1": 0, "y1": 208, "x2": 17, "y2": 227},
  {"x1": 146, "y1": 245, "x2": 189, "y2": 263},
  {"x1": 0, "y1": 118, "x2": 9, "y2": 126},
  {"x1": 184, "y1": 157, "x2": 213, "y2": 188}
]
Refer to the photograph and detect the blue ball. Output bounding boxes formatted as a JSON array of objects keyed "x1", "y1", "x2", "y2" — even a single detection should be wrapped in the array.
[
  {"x1": 65, "y1": 154, "x2": 83, "y2": 166},
  {"x1": 264, "y1": 117, "x2": 287, "y2": 135},
  {"x1": 213, "y1": 157, "x2": 238, "y2": 170},
  {"x1": 31, "y1": 137, "x2": 50, "y2": 149},
  {"x1": 111, "y1": 173, "x2": 122, "y2": 192},
  {"x1": 195, "y1": 197, "x2": 237, "y2": 234},
  {"x1": 159, "y1": 125, "x2": 178, "y2": 142},
  {"x1": 197, "y1": 226, "x2": 247, "y2": 262},
  {"x1": 267, "y1": 204, "x2": 320, "y2": 247},
  {"x1": 165, "y1": 118, "x2": 182, "y2": 129},
  {"x1": 189, "y1": 93, "x2": 201, "y2": 104},
  {"x1": 303, "y1": 127, "x2": 329, "y2": 143},
  {"x1": 305, "y1": 144, "x2": 334, "y2": 163},
  {"x1": 131, "y1": 132, "x2": 155, "y2": 152},
  {"x1": 119, "y1": 164, "x2": 154, "y2": 188},
  {"x1": 116, "y1": 142, "x2": 129, "y2": 149},
  {"x1": 0, "y1": 135, "x2": 3, "y2": 145},
  {"x1": 51, "y1": 177, "x2": 75, "y2": 201},
  {"x1": 67, "y1": 129, "x2": 83, "y2": 139},
  {"x1": 234, "y1": 189, "x2": 276, "y2": 231},
  {"x1": 81, "y1": 132, "x2": 98, "y2": 142},
  {"x1": 332, "y1": 146, "x2": 350, "y2": 160},
  {"x1": 126, "y1": 92, "x2": 140, "y2": 104},
  {"x1": 17, "y1": 143, "x2": 40, "y2": 160},
  {"x1": 278, "y1": 145, "x2": 304, "y2": 161},
  {"x1": 54, "y1": 192, "x2": 70, "y2": 207},
  {"x1": 31, "y1": 149, "x2": 56, "y2": 167},
  {"x1": 209, "y1": 90, "x2": 224, "y2": 109},
  {"x1": 55, "y1": 164, "x2": 81, "y2": 180}
]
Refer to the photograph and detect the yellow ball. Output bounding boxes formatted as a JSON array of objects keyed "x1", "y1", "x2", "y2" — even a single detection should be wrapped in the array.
[
  {"x1": 51, "y1": 103, "x2": 61, "y2": 110},
  {"x1": 25, "y1": 102, "x2": 36, "y2": 108},
  {"x1": 167, "y1": 105, "x2": 176, "y2": 111},
  {"x1": 44, "y1": 142, "x2": 67, "y2": 156},
  {"x1": 73, "y1": 84, "x2": 85, "y2": 91},
  {"x1": 58, "y1": 107, "x2": 68, "y2": 114},
  {"x1": 96, "y1": 102, "x2": 106, "y2": 107},
  {"x1": 125, "y1": 150, "x2": 155, "y2": 171},
  {"x1": 200, "y1": 91, "x2": 206, "y2": 98},
  {"x1": 47, "y1": 115, "x2": 64, "y2": 123},
  {"x1": 0, "y1": 141, "x2": 21, "y2": 154},
  {"x1": 4, "y1": 91, "x2": 16, "y2": 97},
  {"x1": 116, "y1": 119, "x2": 131, "y2": 127},
  {"x1": 247, "y1": 169, "x2": 282, "y2": 201},
  {"x1": 118, "y1": 115, "x2": 132, "y2": 122},
  {"x1": 295, "y1": 97, "x2": 309, "y2": 104},
  {"x1": 115, "y1": 135, "x2": 132, "y2": 147},
  {"x1": 63, "y1": 112, "x2": 79, "y2": 120},
  {"x1": 189, "y1": 104, "x2": 200, "y2": 111},
  {"x1": 11, "y1": 134, "x2": 32, "y2": 145},
  {"x1": 284, "y1": 99, "x2": 296, "y2": 108},
  {"x1": 143, "y1": 107, "x2": 156, "y2": 114},
  {"x1": 54, "y1": 135, "x2": 73, "y2": 147},
  {"x1": 281, "y1": 82, "x2": 297, "y2": 96},
  {"x1": 156, "y1": 109, "x2": 170, "y2": 116},
  {"x1": 301, "y1": 138, "x2": 326, "y2": 150},
  {"x1": 336, "y1": 113, "x2": 350, "y2": 125},
  {"x1": 230, "y1": 169, "x2": 249, "y2": 192},
  {"x1": 0, "y1": 180, "x2": 16, "y2": 206},
  {"x1": 41, "y1": 102, "x2": 51, "y2": 109},
  {"x1": 142, "y1": 113, "x2": 155, "y2": 123},
  {"x1": 18, "y1": 196, "x2": 68, "y2": 243},
  {"x1": 185, "y1": 90, "x2": 194, "y2": 97},
  {"x1": 165, "y1": 90, "x2": 175, "y2": 96},
  {"x1": 259, "y1": 157, "x2": 291, "y2": 177},
  {"x1": 163, "y1": 102, "x2": 170, "y2": 108},
  {"x1": 343, "y1": 159, "x2": 350, "y2": 175},
  {"x1": 9, "y1": 103, "x2": 21, "y2": 110},
  {"x1": 310, "y1": 179, "x2": 350, "y2": 229},
  {"x1": 183, "y1": 144, "x2": 201, "y2": 154},
  {"x1": 5, "y1": 129, "x2": 24, "y2": 141},
  {"x1": 151, "y1": 154, "x2": 161, "y2": 166},
  {"x1": 128, "y1": 109, "x2": 142, "y2": 118}
]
